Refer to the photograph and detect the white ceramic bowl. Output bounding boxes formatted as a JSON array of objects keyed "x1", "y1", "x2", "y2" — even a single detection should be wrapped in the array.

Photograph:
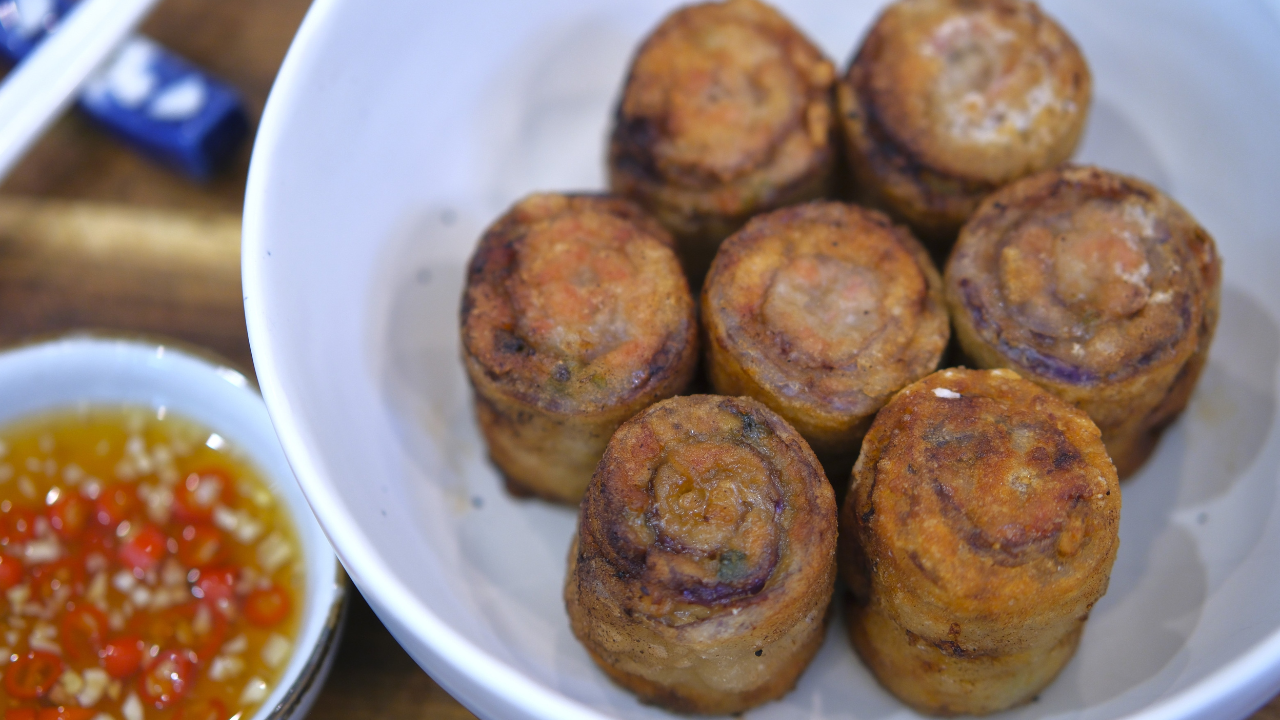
[
  {"x1": 0, "y1": 335, "x2": 346, "y2": 719},
  {"x1": 242, "y1": 1, "x2": 1280, "y2": 719}
]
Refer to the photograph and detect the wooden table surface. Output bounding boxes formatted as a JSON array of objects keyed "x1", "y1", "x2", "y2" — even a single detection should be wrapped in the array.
[{"x1": 0, "y1": 1, "x2": 1273, "y2": 719}]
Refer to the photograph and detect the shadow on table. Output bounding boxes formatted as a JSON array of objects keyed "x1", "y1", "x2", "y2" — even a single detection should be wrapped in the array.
[{"x1": 308, "y1": 588, "x2": 479, "y2": 720}]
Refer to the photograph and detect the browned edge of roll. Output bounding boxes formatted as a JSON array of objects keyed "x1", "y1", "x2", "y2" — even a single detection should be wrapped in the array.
[
  {"x1": 701, "y1": 201, "x2": 949, "y2": 485},
  {"x1": 945, "y1": 165, "x2": 1221, "y2": 478},
  {"x1": 567, "y1": 394, "x2": 837, "y2": 714},
  {"x1": 837, "y1": 0, "x2": 1091, "y2": 253},
  {"x1": 839, "y1": 367, "x2": 1120, "y2": 715},
  {"x1": 608, "y1": 0, "x2": 838, "y2": 285},
  {"x1": 461, "y1": 193, "x2": 698, "y2": 503}
]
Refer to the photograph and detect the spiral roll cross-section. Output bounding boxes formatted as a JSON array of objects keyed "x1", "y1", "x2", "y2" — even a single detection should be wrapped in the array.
[
  {"x1": 945, "y1": 166, "x2": 1221, "y2": 478},
  {"x1": 461, "y1": 193, "x2": 698, "y2": 504},
  {"x1": 567, "y1": 395, "x2": 836, "y2": 714},
  {"x1": 702, "y1": 201, "x2": 949, "y2": 484},
  {"x1": 609, "y1": 0, "x2": 836, "y2": 284},
  {"x1": 839, "y1": 368, "x2": 1120, "y2": 715},
  {"x1": 838, "y1": 0, "x2": 1090, "y2": 249}
]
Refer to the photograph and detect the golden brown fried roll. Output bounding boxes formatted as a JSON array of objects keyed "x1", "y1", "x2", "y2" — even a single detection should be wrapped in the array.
[
  {"x1": 838, "y1": 0, "x2": 1091, "y2": 249},
  {"x1": 840, "y1": 368, "x2": 1120, "y2": 715},
  {"x1": 702, "y1": 201, "x2": 949, "y2": 482},
  {"x1": 461, "y1": 193, "x2": 698, "y2": 504},
  {"x1": 609, "y1": 0, "x2": 836, "y2": 282},
  {"x1": 567, "y1": 395, "x2": 836, "y2": 714},
  {"x1": 946, "y1": 166, "x2": 1221, "y2": 478}
]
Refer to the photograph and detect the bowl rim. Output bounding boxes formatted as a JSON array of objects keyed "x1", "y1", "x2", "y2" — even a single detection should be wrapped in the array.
[
  {"x1": 0, "y1": 332, "x2": 350, "y2": 720},
  {"x1": 241, "y1": 1, "x2": 1280, "y2": 719}
]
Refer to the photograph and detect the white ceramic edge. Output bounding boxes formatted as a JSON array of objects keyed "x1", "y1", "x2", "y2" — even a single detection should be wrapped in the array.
[
  {"x1": 0, "y1": 335, "x2": 347, "y2": 720},
  {"x1": 240, "y1": 3, "x2": 1280, "y2": 720}
]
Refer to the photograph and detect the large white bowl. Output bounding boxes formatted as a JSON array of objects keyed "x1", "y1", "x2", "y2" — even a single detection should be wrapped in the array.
[{"x1": 242, "y1": 1, "x2": 1280, "y2": 719}]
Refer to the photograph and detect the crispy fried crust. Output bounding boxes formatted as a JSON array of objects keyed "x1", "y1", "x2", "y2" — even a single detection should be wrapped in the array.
[
  {"x1": 461, "y1": 193, "x2": 698, "y2": 504},
  {"x1": 567, "y1": 395, "x2": 837, "y2": 714},
  {"x1": 838, "y1": 0, "x2": 1091, "y2": 249},
  {"x1": 839, "y1": 368, "x2": 1120, "y2": 715},
  {"x1": 702, "y1": 202, "x2": 949, "y2": 484},
  {"x1": 608, "y1": 0, "x2": 836, "y2": 283},
  {"x1": 945, "y1": 166, "x2": 1222, "y2": 478}
]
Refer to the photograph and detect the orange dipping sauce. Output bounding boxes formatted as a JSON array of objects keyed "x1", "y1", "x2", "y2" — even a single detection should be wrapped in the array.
[{"x1": 0, "y1": 406, "x2": 303, "y2": 720}]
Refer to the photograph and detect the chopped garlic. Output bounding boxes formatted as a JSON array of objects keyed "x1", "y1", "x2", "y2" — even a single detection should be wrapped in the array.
[
  {"x1": 92, "y1": 714, "x2": 117, "y2": 720},
  {"x1": 256, "y1": 532, "x2": 293, "y2": 574},
  {"x1": 79, "y1": 667, "x2": 110, "y2": 707},
  {"x1": 221, "y1": 634, "x2": 248, "y2": 654},
  {"x1": 6, "y1": 584, "x2": 30, "y2": 607},
  {"x1": 240, "y1": 676, "x2": 270, "y2": 704},
  {"x1": 213, "y1": 505, "x2": 264, "y2": 544},
  {"x1": 208, "y1": 654, "x2": 245, "y2": 681},
  {"x1": 85, "y1": 572, "x2": 108, "y2": 607},
  {"x1": 192, "y1": 603, "x2": 213, "y2": 637},
  {"x1": 932, "y1": 388, "x2": 962, "y2": 399},
  {"x1": 29, "y1": 622, "x2": 60, "y2": 653},
  {"x1": 160, "y1": 558, "x2": 186, "y2": 587},
  {"x1": 122, "y1": 691, "x2": 144, "y2": 720},
  {"x1": 59, "y1": 668, "x2": 85, "y2": 695},
  {"x1": 112, "y1": 569, "x2": 137, "y2": 593},
  {"x1": 24, "y1": 536, "x2": 62, "y2": 564},
  {"x1": 262, "y1": 633, "x2": 291, "y2": 669},
  {"x1": 62, "y1": 463, "x2": 84, "y2": 484},
  {"x1": 137, "y1": 483, "x2": 174, "y2": 525}
]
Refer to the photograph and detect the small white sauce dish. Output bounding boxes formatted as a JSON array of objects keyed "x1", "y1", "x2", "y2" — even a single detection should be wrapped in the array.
[{"x1": 0, "y1": 333, "x2": 347, "y2": 720}]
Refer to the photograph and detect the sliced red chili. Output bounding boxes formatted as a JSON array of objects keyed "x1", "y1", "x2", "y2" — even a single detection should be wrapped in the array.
[
  {"x1": 4, "y1": 650, "x2": 62, "y2": 699},
  {"x1": 0, "y1": 508, "x2": 35, "y2": 545},
  {"x1": 245, "y1": 584, "x2": 292, "y2": 627},
  {"x1": 173, "y1": 469, "x2": 230, "y2": 522},
  {"x1": 0, "y1": 553, "x2": 23, "y2": 589},
  {"x1": 60, "y1": 604, "x2": 110, "y2": 663},
  {"x1": 94, "y1": 483, "x2": 136, "y2": 526},
  {"x1": 119, "y1": 524, "x2": 167, "y2": 571},
  {"x1": 137, "y1": 648, "x2": 195, "y2": 709},
  {"x1": 29, "y1": 557, "x2": 84, "y2": 601},
  {"x1": 100, "y1": 635, "x2": 146, "y2": 679},
  {"x1": 176, "y1": 524, "x2": 226, "y2": 568},
  {"x1": 49, "y1": 494, "x2": 90, "y2": 540},
  {"x1": 192, "y1": 565, "x2": 237, "y2": 604}
]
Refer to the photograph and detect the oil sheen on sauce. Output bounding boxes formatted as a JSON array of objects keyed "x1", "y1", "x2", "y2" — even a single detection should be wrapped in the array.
[{"x1": 0, "y1": 406, "x2": 303, "y2": 720}]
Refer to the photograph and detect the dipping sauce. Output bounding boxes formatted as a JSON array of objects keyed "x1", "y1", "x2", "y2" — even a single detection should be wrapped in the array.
[{"x1": 0, "y1": 406, "x2": 303, "y2": 720}]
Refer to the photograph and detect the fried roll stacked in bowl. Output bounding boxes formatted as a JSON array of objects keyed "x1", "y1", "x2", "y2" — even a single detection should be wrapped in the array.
[
  {"x1": 461, "y1": 193, "x2": 698, "y2": 504},
  {"x1": 567, "y1": 395, "x2": 836, "y2": 714},
  {"x1": 838, "y1": 0, "x2": 1091, "y2": 249},
  {"x1": 702, "y1": 202, "x2": 949, "y2": 482},
  {"x1": 840, "y1": 368, "x2": 1120, "y2": 715},
  {"x1": 609, "y1": 0, "x2": 836, "y2": 282},
  {"x1": 946, "y1": 166, "x2": 1221, "y2": 478}
]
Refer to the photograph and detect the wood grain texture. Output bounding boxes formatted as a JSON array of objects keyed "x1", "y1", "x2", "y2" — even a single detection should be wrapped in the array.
[{"x1": 0, "y1": 0, "x2": 1269, "y2": 717}]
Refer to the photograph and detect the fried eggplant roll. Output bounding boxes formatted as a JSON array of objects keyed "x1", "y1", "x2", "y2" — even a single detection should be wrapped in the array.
[
  {"x1": 946, "y1": 166, "x2": 1221, "y2": 478},
  {"x1": 840, "y1": 368, "x2": 1120, "y2": 715},
  {"x1": 838, "y1": 0, "x2": 1091, "y2": 249},
  {"x1": 461, "y1": 193, "x2": 698, "y2": 504},
  {"x1": 608, "y1": 0, "x2": 837, "y2": 283},
  {"x1": 702, "y1": 202, "x2": 949, "y2": 482},
  {"x1": 567, "y1": 395, "x2": 836, "y2": 714}
]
